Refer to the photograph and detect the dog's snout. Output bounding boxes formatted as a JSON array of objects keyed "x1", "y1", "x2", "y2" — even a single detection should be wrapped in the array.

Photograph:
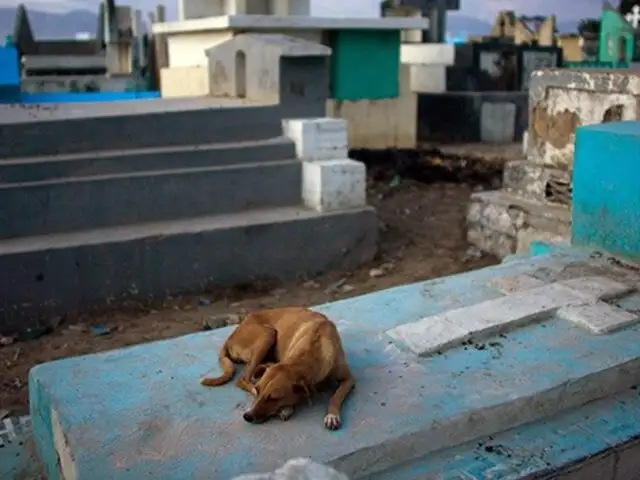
[{"x1": 243, "y1": 412, "x2": 255, "y2": 423}]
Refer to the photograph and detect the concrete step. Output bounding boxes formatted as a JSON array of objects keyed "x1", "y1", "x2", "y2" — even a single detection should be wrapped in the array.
[
  {"x1": 0, "y1": 137, "x2": 296, "y2": 184},
  {"x1": 26, "y1": 250, "x2": 640, "y2": 478},
  {"x1": 503, "y1": 159, "x2": 572, "y2": 205},
  {"x1": 0, "y1": 205, "x2": 377, "y2": 331},
  {"x1": 0, "y1": 160, "x2": 302, "y2": 239},
  {"x1": 0, "y1": 99, "x2": 284, "y2": 158},
  {"x1": 466, "y1": 189, "x2": 570, "y2": 258}
]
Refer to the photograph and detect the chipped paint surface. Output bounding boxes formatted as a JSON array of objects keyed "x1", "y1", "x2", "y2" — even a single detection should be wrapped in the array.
[{"x1": 527, "y1": 69, "x2": 640, "y2": 169}]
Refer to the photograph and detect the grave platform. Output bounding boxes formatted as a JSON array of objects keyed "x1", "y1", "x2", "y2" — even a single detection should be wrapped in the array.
[{"x1": 29, "y1": 246, "x2": 640, "y2": 479}]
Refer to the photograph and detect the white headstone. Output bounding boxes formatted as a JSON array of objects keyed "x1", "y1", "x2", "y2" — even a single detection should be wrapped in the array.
[{"x1": 625, "y1": 5, "x2": 640, "y2": 28}]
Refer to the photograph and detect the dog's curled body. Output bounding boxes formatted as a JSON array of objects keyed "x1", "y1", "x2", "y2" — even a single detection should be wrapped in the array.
[{"x1": 201, "y1": 307, "x2": 354, "y2": 430}]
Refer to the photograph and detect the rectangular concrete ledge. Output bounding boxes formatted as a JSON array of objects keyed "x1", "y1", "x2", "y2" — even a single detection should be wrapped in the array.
[
  {"x1": 0, "y1": 137, "x2": 297, "y2": 183},
  {"x1": 1, "y1": 101, "x2": 284, "y2": 158},
  {"x1": 153, "y1": 15, "x2": 429, "y2": 35},
  {"x1": 558, "y1": 303, "x2": 640, "y2": 335},
  {"x1": 0, "y1": 160, "x2": 302, "y2": 238},
  {"x1": 282, "y1": 118, "x2": 348, "y2": 161},
  {"x1": 400, "y1": 43, "x2": 454, "y2": 65},
  {"x1": 302, "y1": 159, "x2": 366, "y2": 212},
  {"x1": 0, "y1": 206, "x2": 378, "y2": 331},
  {"x1": 387, "y1": 276, "x2": 633, "y2": 356}
]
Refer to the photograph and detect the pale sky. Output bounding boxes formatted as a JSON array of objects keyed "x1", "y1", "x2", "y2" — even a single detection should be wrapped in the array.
[{"x1": 0, "y1": 0, "x2": 604, "y2": 21}]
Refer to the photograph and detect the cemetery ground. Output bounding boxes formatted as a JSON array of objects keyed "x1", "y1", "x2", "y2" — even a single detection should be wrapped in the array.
[{"x1": 0, "y1": 143, "x2": 520, "y2": 416}]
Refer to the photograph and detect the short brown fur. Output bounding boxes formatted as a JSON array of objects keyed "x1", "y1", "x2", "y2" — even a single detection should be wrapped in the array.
[{"x1": 201, "y1": 307, "x2": 355, "y2": 430}]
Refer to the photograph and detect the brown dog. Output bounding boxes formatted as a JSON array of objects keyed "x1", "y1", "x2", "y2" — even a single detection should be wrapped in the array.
[{"x1": 201, "y1": 307, "x2": 355, "y2": 430}]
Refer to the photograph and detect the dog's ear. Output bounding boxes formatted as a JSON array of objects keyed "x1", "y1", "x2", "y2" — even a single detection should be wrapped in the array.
[
  {"x1": 252, "y1": 363, "x2": 274, "y2": 381},
  {"x1": 292, "y1": 380, "x2": 313, "y2": 406}
]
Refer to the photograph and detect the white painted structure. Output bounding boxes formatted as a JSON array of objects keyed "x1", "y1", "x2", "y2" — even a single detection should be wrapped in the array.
[
  {"x1": 154, "y1": 0, "x2": 427, "y2": 69},
  {"x1": 400, "y1": 43, "x2": 455, "y2": 93},
  {"x1": 283, "y1": 118, "x2": 366, "y2": 213}
]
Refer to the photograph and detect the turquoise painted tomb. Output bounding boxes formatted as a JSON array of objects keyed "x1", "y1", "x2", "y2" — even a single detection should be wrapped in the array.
[{"x1": 21, "y1": 121, "x2": 640, "y2": 478}]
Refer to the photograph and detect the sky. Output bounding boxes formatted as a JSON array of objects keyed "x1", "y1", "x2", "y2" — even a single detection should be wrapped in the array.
[{"x1": 0, "y1": 0, "x2": 605, "y2": 21}]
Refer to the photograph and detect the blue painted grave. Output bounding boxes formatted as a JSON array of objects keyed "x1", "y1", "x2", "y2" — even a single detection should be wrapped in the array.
[{"x1": 22, "y1": 121, "x2": 640, "y2": 478}]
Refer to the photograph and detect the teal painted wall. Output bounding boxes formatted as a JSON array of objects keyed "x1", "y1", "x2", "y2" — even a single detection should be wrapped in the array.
[
  {"x1": 573, "y1": 121, "x2": 640, "y2": 261},
  {"x1": 598, "y1": 8, "x2": 635, "y2": 63},
  {"x1": 329, "y1": 30, "x2": 400, "y2": 101}
]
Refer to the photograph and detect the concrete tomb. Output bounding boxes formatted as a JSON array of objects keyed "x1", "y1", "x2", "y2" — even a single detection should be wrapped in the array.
[
  {"x1": 206, "y1": 33, "x2": 330, "y2": 117},
  {"x1": 8, "y1": 2, "x2": 146, "y2": 94},
  {"x1": 26, "y1": 120, "x2": 640, "y2": 478},
  {"x1": 467, "y1": 68, "x2": 640, "y2": 258}
]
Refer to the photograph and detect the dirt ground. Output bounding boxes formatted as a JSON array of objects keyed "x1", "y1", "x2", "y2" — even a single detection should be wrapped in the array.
[{"x1": 0, "y1": 143, "x2": 520, "y2": 415}]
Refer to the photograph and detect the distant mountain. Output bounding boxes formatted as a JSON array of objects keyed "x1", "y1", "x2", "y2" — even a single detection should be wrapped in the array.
[
  {"x1": 447, "y1": 14, "x2": 491, "y2": 36},
  {"x1": 0, "y1": 7, "x2": 98, "y2": 39}
]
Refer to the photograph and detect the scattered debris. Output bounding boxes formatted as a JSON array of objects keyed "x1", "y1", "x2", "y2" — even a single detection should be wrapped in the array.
[
  {"x1": 340, "y1": 284, "x2": 356, "y2": 293},
  {"x1": 369, "y1": 262, "x2": 396, "y2": 278},
  {"x1": 17, "y1": 326, "x2": 51, "y2": 342},
  {"x1": 303, "y1": 280, "x2": 321, "y2": 289},
  {"x1": 0, "y1": 409, "x2": 8, "y2": 420},
  {"x1": 0, "y1": 335, "x2": 16, "y2": 347},
  {"x1": 198, "y1": 298, "x2": 211, "y2": 306},
  {"x1": 90, "y1": 325, "x2": 113, "y2": 336},
  {"x1": 389, "y1": 174, "x2": 402, "y2": 187},
  {"x1": 325, "y1": 278, "x2": 347, "y2": 295},
  {"x1": 369, "y1": 268, "x2": 386, "y2": 278},
  {"x1": 12, "y1": 348, "x2": 21, "y2": 362}
]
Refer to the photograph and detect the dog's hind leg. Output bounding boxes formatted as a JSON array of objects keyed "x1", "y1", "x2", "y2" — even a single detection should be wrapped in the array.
[
  {"x1": 324, "y1": 365, "x2": 355, "y2": 430},
  {"x1": 235, "y1": 325, "x2": 276, "y2": 396}
]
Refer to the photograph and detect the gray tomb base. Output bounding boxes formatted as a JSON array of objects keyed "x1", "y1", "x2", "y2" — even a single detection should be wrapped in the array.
[{"x1": 418, "y1": 91, "x2": 527, "y2": 143}]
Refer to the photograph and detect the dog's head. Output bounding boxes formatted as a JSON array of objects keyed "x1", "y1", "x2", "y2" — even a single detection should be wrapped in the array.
[{"x1": 242, "y1": 363, "x2": 311, "y2": 424}]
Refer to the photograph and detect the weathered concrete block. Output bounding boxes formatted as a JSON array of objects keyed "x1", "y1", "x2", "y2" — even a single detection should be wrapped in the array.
[
  {"x1": 503, "y1": 160, "x2": 571, "y2": 205},
  {"x1": 466, "y1": 222, "x2": 516, "y2": 258},
  {"x1": 481, "y1": 102, "x2": 516, "y2": 143},
  {"x1": 409, "y1": 64, "x2": 446, "y2": 93},
  {"x1": 528, "y1": 69, "x2": 640, "y2": 169},
  {"x1": 386, "y1": 276, "x2": 632, "y2": 356},
  {"x1": 558, "y1": 303, "x2": 639, "y2": 335},
  {"x1": 466, "y1": 190, "x2": 571, "y2": 257},
  {"x1": 282, "y1": 118, "x2": 348, "y2": 161},
  {"x1": 302, "y1": 159, "x2": 366, "y2": 212},
  {"x1": 401, "y1": 43, "x2": 455, "y2": 65}
]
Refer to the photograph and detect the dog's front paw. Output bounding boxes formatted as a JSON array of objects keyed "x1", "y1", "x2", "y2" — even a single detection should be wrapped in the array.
[
  {"x1": 324, "y1": 413, "x2": 341, "y2": 430},
  {"x1": 278, "y1": 406, "x2": 294, "y2": 421}
]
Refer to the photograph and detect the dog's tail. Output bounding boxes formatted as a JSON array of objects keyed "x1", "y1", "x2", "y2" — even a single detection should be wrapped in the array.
[{"x1": 200, "y1": 345, "x2": 236, "y2": 387}]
